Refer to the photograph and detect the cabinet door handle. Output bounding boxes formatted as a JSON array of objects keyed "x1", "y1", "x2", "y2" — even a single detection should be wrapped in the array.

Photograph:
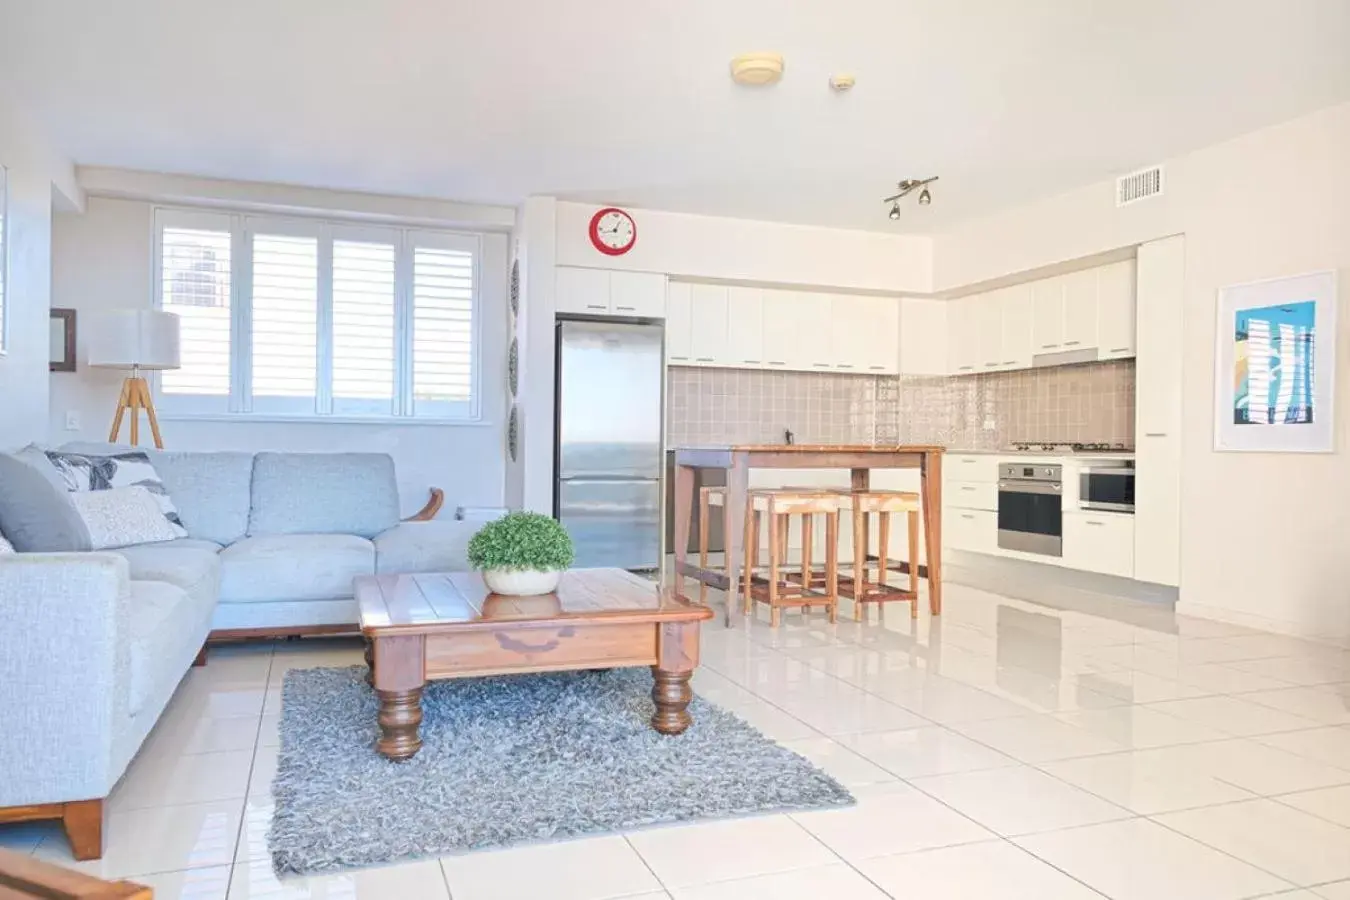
[
  {"x1": 984, "y1": 361, "x2": 999, "y2": 366},
  {"x1": 836, "y1": 363, "x2": 855, "y2": 369},
  {"x1": 742, "y1": 359, "x2": 761, "y2": 364},
  {"x1": 960, "y1": 514, "x2": 975, "y2": 520},
  {"x1": 1108, "y1": 347, "x2": 1129, "y2": 353},
  {"x1": 695, "y1": 357, "x2": 714, "y2": 362},
  {"x1": 1143, "y1": 432, "x2": 1167, "y2": 437},
  {"x1": 586, "y1": 304, "x2": 607, "y2": 310},
  {"x1": 960, "y1": 458, "x2": 977, "y2": 463},
  {"x1": 869, "y1": 365, "x2": 885, "y2": 370},
  {"x1": 960, "y1": 486, "x2": 976, "y2": 491},
  {"x1": 813, "y1": 362, "x2": 830, "y2": 368},
  {"x1": 1063, "y1": 340, "x2": 1081, "y2": 346},
  {"x1": 669, "y1": 356, "x2": 689, "y2": 362},
  {"x1": 767, "y1": 360, "x2": 786, "y2": 366},
  {"x1": 616, "y1": 305, "x2": 637, "y2": 312},
  {"x1": 1002, "y1": 360, "x2": 1017, "y2": 365},
  {"x1": 958, "y1": 365, "x2": 975, "y2": 371},
  {"x1": 1040, "y1": 343, "x2": 1060, "y2": 349},
  {"x1": 1085, "y1": 520, "x2": 1105, "y2": 526}
]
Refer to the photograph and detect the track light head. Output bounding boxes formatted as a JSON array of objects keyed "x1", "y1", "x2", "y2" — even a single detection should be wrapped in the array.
[
  {"x1": 888, "y1": 203, "x2": 901, "y2": 221},
  {"x1": 918, "y1": 187, "x2": 932, "y2": 205}
]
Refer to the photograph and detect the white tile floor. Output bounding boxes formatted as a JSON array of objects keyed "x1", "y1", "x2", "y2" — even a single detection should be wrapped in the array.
[{"x1": 5, "y1": 579, "x2": 1350, "y2": 899}]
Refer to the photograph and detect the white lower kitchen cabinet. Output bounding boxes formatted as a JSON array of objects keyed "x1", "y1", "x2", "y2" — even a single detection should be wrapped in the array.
[
  {"x1": 944, "y1": 508, "x2": 998, "y2": 554},
  {"x1": 1063, "y1": 511, "x2": 1135, "y2": 578},
  {"x1": 946, "y1": 454, "x2": 1000, "y2": 481},
  {"x1": 945, "y1": 480, "x2": 997, "y2": 511}
]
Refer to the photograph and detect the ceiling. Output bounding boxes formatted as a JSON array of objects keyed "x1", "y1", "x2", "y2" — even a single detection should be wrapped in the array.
[{"x1": 2, "y1": 0, "x2": 1348, "y2": 233}]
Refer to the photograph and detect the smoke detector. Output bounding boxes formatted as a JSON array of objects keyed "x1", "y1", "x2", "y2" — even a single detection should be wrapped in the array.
[{"x1": 730, "y1": 53, "x2": 784, "y2": 86}]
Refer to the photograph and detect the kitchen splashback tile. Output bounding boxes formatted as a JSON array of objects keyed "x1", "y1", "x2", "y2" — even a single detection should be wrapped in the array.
[{"x1": 666, "y1": 359, "x2": 1134, "y2": 450}]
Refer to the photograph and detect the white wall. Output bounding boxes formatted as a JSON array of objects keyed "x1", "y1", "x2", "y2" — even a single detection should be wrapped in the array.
[
  {"x1": 49, "y1": 193, "x2": 511, "y2": 517},
  {"x1": 517, "y1": 196, "x2": 559, "y2": 514},
  {"x1": 935, "y1": 101, "x2": 1350, "y2": 642},
  {"x1": 0, "y1": 93, "x2": 80, "y2": 448},
  {"x1": 556, "y1": 201, "x2": 933, "y2": 293}
]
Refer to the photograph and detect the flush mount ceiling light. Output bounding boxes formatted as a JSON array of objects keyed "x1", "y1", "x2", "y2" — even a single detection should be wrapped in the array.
[
  {"x1": 882, "y1": 176, "x2": 939, "y2": 219},
  {"x1": 730, "y1": 52, "x2": 785, "y2": 86}
]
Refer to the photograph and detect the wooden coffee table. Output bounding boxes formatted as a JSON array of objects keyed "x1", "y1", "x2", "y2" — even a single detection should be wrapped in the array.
[{"x1": 355, "y1": 568, "x2": 714, "y2": 760}]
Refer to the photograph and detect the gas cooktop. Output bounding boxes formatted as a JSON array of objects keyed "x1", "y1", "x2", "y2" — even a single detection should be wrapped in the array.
[{"x1": 1007, "y1": 441, "x2": 1134, "y2": 453}]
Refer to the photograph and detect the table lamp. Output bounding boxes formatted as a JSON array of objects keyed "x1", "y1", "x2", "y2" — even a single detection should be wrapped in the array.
[{"x1": 87, "y1": 309, "x2": 180, "y2": 448}]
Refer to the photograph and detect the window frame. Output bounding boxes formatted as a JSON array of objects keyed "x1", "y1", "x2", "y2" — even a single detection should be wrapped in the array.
[{"x1": 152, "y1": 205, "x2": 484, "y2": 424}]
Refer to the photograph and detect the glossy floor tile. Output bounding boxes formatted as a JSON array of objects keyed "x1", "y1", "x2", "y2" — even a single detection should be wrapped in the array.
[{"x1": 5, "y1": 581, "x2": 1350, "y2": 898}]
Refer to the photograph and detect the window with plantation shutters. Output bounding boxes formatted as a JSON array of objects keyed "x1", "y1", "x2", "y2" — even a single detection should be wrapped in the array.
[{"x1": 153, "y1": 207, "x2": 481, "y2": 421}]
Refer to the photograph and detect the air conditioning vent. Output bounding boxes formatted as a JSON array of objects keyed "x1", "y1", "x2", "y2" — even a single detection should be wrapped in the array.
[{"x1": 1116, "y1": 165, "x2": 1164, "y2": 207}]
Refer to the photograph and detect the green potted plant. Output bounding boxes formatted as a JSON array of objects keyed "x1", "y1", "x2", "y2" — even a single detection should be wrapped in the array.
[{"x1": 467, "y1": 511, "x2": 575, "y2": 595}]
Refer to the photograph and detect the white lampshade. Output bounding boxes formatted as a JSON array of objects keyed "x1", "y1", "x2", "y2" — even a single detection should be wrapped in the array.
[{"x1": 87, "y1": 309, "x2": 181, "y2": 370}]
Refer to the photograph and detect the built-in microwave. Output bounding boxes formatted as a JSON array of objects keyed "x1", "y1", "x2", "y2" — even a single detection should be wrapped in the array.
[{"x1": 1079, "y1": 460, "x2": 1135, "y2": 513}]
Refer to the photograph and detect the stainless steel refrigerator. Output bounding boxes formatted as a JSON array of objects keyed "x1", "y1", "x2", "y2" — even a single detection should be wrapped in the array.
[{"x1": 554, "y1": 318, "x2": 664, "y2": 571}]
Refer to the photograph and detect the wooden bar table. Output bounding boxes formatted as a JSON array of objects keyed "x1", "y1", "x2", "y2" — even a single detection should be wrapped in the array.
[{"x1": 672, "y1": 445, "x2": 944, "y2": 627}]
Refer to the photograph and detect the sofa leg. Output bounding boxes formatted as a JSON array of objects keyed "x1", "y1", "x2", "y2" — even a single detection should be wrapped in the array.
[
  {"x1": 192, "y1": 644, "x2": 208, "y2": 667},
  {"x1": 62, "y1": 798, "x2": 104, "y2": 861}
]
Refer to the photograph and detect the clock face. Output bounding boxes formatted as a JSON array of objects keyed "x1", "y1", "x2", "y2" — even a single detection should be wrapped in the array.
[{"x1": 589, "y1": 208, "x2": 637, "y2": 255}]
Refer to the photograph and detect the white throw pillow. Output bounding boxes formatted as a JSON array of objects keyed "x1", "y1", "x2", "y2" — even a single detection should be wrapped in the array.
[
  {"x1": 0, "y1": 533, "x2": 14, "y2": 554},
  {"x1": 70, "y1": 486, "x2": 180, "y2": 549},
  {"x1": 45, "y1": 450, "x2": 188, "y2": 538}
]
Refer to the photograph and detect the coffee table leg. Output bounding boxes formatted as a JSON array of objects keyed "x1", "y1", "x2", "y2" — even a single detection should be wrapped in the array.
[
  {"x1": 651, "y1": 669, "x2": 693, "y2": 735},
  {"x1": 376, "y1": 687, "x2": 424, "y2": 760},
  {"x1": 363, "y1": 637, "x2": 374, "y2": 686},
  {"x1": 371, "y1": 633, "x2": 427, "y2": 761}
]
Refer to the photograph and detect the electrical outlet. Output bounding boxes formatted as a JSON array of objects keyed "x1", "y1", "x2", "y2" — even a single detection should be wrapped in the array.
[
  {"x1": 982, "y1": 417, "x2": 996, "y2": 431},
  {"x1": 64, "y1": 411, "x2": 81, "y2": 431}
]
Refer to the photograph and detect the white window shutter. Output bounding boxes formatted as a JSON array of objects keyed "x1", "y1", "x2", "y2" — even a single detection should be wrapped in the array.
[
  {"x1": 159, "y1": 224, "x2": 233, "y2": 398},
  {"x1": 412, "y1": 242, "x2": 476, "y2": 418},
  {"x1": 250, "y1": 231, "x2": 318, "y2": 410},
  {"x1": 332, "y1": 239, "x2": 396, "y2": 414}
]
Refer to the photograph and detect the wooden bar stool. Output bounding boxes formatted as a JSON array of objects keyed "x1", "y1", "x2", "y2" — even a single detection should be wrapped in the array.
[
  {"x1": 741, "y1": 490, "x2": 840, "y2": 627},
  {"x1": 697, "y1": 485, "x2": 726, "y2": 605},
  {"x1": 841, "y1": 490, "x2": 922, "y2": 619}
]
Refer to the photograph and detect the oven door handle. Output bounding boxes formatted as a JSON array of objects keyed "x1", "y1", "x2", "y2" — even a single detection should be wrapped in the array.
[{"x1": 998, "y1": 481, "x2": 1063, "y2": 496}]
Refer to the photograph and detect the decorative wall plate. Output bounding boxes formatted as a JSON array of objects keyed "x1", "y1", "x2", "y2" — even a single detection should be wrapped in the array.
[
  {"x1": 507, "y1": 405, "x2": 519, "y2": 462},
  {"x1": 509, "y1": 259, "x2": 520, "y2": 317},
  {"x1": 508, "y1": 338, "x2": 519, "y2": 398}
]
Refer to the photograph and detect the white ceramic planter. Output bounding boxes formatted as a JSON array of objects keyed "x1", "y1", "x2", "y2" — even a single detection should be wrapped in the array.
[{"x1": 481, "y1": 568, "x2": 562, "y2": 596}]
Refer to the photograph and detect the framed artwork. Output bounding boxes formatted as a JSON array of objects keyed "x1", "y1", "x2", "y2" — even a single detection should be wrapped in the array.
[
  {"x1": 1214, "y1": 270, "x2": 1337, "y2": 452},
  {"x1": 49, "y1": 308, "x2": 77, "y2": 372}
]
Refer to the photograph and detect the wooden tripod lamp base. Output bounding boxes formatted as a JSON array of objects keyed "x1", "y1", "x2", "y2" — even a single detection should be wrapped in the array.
[{"x1": 108, "y1": 376, "x2": 164, "y2": 449}]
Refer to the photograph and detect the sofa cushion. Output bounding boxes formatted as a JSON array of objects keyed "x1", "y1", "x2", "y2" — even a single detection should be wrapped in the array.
[
  {"x1": 128, "y1": 579, "x2": 211, "y2": 716},
  {"x1": 114, "y1": 540, "x2": 222, "y2": 610},
  {"x1": 247, "y1": 452, "x2": 399, "y2": 538},
  {"x1": 218, "y1": 534, "x2": 374, "y2": 603},
  {"x1": 44, "y1": 450, "x2": 188, "y2": 537},
  {"x1": 152, "y1": 452, "x2": 256, "y2": 546},
  {"x1": 0, "y1": 452, "x2": 92, "y2": 552},
  {"x1": 374, "y1": 521, "x2": 474, "y2": 574}
]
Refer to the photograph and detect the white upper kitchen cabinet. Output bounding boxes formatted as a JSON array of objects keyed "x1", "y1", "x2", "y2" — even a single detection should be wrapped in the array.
[
  {"x1": 948, "y1": 296, "x2": 979, "y2": 375},
  {"x1": 760, "y1": 288, "x2": 800, "y2": 370},
  {"x1": 899, "y1": 297, "x2": 948, "y2": 375},
  {"x1": 555, "y1": 266, "x2": 612, "y2": 315},
  {"x1": 864, "y1": 295, "x2": 900, "y2": 375},
  {"x1": 1061, "y1": 268, "x2": 1099, "y2": 351},
  {"x1": 725, "y1": 286, "x2": 764, "y2": 368},
  {"x1": 556, "y1": 266, "x2": 665, "y2": 318},
  {"x1": 687, "y1": 284, "x2": 729, "y2": 365},
  {"x1": 798, "y1": 293, "x2": 835, "y2": 371},
  {"x1": 1032, "y1": 275, "x2": 1066, "y2": 353},
  {"x1": 1096, "y1": 260, "x2": 1137, "y2": 359},
  {"x1": 608, "y1": 270, "x2": 666, "y2": 318},
  {"x1": 976, "y1": 291, "x2": 1004, "y2": 372},
  {"x1": 665, "y1": 281, "x2": 692, "y2": 364},
  {"x1": 999, "y1": 284, "x2": 1034, "y2": 369}
]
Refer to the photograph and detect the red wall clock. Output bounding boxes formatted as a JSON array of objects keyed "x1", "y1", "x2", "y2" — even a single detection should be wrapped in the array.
[{"x1": 588, "y1": 207, "x2": 637, "y2": 256}]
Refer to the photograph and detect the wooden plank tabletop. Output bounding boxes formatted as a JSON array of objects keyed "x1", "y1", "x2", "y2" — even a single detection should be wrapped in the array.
[{"x1": 357, "y1": 568, "x2": 712, "y2": 634}]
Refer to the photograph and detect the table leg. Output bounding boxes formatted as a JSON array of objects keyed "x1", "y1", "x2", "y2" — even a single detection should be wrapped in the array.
[
  {"x1": 920, "y1": 451, "x2": 943, "y2": 615},
  {"x1": 653, "y1": 621, "x2": 698, "y2": 734},
  {"x1": 373, "y1": 634, "x2": 426, "y2": 760},
  {"x1": 673, "y1": 463, "x2": 694, "y2": 595},
  {"x1": 851, "y1": 468, "x2": 870, "y2": 605},
  {"x1": 723, "y1": 456, "x2": 749, "y2": 628},
  {"x1": 363, "y1": 636, "x2": 374, "y2": 686}
]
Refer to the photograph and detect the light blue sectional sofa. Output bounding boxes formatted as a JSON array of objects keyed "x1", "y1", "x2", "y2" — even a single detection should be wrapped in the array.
[{"x1": 0, "y1": 447, "x2": 476, "y2": 860}]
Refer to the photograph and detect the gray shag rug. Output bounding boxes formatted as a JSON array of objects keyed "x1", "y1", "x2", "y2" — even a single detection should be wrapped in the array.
[{"x1": 269, "y1": 666, "x2": 854, "y2": 875}]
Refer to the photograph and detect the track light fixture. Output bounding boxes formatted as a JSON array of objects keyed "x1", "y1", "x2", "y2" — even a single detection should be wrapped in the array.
[{"x1": 882, "y1": 176, "x2": 938, "y2": 219}]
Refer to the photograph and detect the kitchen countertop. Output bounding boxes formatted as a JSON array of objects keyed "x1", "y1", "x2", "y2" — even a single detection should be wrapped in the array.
[{"x1": 948, "y1": 448, "x2": 1135, "y2": 460}]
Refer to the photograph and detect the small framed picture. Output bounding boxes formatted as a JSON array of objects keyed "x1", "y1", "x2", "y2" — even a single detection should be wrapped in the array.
[
  {"x1": 1213, "y1": 270, "x2": 1338, "y2": 452},
  {"x1": 49, "y1": 307, "x2": 77, "y2": 372}
]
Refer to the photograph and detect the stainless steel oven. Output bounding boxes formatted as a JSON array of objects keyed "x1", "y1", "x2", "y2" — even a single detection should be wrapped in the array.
[
  {"x1": 1080, "y1": 460, "x2": 1135, "y2": 513},
  {"x1": 997, "y1": 463, "x2": 1063, "y2": 556}
]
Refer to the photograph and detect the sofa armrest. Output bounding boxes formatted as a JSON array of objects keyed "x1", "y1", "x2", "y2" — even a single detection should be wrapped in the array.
[
  {"x1": 405, "y1": 488, "x2": 445, "y2": 522},
  {"x1": 0, "y1": 553, "x2": 131, "y2": 805}
]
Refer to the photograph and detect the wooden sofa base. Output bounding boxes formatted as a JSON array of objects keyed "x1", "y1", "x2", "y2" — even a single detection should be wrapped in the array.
[
  {"x1": 0, "y1": 799, "x2": 104, "y2": 861},
  {"x1": 208, "y1": 624, "x2": 359, "y2": 643}
]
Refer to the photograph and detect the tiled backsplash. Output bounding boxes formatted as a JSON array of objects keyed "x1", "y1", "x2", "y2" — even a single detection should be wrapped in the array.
[{"x1": 667, "y1": 359, "x2": 1135, "y2": 450}]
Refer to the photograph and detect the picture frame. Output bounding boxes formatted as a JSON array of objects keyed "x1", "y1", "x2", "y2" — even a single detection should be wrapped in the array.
[
  {"x1": 1213, "y1": 270, "x2": 1338, "y2": 452},
  {"x1": 49, "y1": 307, "x2": 77, "y2": 372}
]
